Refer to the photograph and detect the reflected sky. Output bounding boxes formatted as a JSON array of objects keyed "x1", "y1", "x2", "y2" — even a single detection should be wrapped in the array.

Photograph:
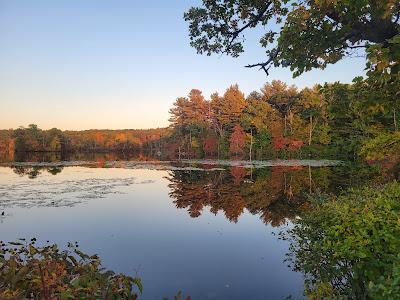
[{"x1": 0, "y1": 165, "x2": 306, "y2": 299}]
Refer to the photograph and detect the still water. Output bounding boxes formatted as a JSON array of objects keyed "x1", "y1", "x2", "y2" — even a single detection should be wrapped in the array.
[{"x1": 0, "y1": 157, "x2": 368, "y2": 299}]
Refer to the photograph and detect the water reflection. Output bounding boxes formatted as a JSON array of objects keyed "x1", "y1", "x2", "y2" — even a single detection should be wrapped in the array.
[
  {"x1": 4, "y1": 162, "x2": 381, "y2": 227},
  {"x1": 1, "y1": 151, "x2": 155, "y2": 164},
  {"x1": 166, "y1": 165, "x2": 373, "y2": 227},
  {"x1": 0, "y1": 160, "x2": 386, "y2": 299},
  {"x1": 0, "y1": 166, "x2": 306, "y2": 299},
  {"x1": 12, "y1": 166, "x2": 64, "y2": 178}
]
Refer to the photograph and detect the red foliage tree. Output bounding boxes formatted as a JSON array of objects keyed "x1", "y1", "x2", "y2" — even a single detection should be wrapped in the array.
[
  {"x1": 272, "y1": 137, "x2": 304, "y2": 152},
  {"x1": 203, "y1": 136, "x2": 218, "y2": 155},
  {"x1": 229, "y1": 124, "x2": 246, "y2": 155},
  {"x1": 272, "y1": 136, "x2": 287, "y2": 151},
  {"x1": 287, "y1": 139, "x2": 304, "y2": 152}
]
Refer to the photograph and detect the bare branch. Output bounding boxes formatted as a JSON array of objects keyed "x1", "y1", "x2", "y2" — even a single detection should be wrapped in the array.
[
  {"x1": 395, "y1": 10, "x2": 400, "y2": 23},
  {"x1": 348, "y1": 45, "x2": 368, "y2": 49},
  {"x1": 244, "y1": 47, "x2": 280, "y2": 75}
]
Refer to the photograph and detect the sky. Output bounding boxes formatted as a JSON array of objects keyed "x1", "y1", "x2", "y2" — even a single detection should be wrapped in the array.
[{"x1": 0, "y1": 0, "x2": 367, "y2": 130}]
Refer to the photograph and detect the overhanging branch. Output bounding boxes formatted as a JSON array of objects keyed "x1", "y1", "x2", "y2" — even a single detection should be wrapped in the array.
[
  {"x1": 224, "y1": 2, "x2": 272, "y2": 53},
  {"x1": 245, "y1": 47, "x2": 280, "y2": 75}
]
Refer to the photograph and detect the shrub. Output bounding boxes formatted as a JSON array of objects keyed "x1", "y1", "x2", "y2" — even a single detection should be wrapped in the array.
[
  {"x1": 284, "y1": 182, "x2": 400, "y2": 299},
  {"x1": 0, "y1": 239, "x2": 142, "y2": 300},
  {"x1": 360, "y1": 132, "x2": 400, "y2": 161}
]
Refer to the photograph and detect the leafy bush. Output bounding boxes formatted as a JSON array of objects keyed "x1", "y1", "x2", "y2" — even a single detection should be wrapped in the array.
[
  {"x1": 284, "y1": 182, "x2": 400, "y2": 299},
  {"x1": 0, "y1": 239, "x2": 142, "y2": 300},
  {"x1": 360, "y1": 132, "x2": 400, "y2": 161}
]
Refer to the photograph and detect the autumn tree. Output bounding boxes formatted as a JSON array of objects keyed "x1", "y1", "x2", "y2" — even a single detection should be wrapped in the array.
[
  {"x1": 241, "y1": 91, "x2": 275, "y2": 159},
  {"x1": 169, "y1": 97, "x2": 191, "y2": 130},
  {"x1": 26, "y1": 124, "x2": 43, "y2": 150},
  {"x1": 186, "y1": 89, "x2": 208, "y2": 150},
  {"x1": 1, "y1": 126, "x2": 169, "y2": 155},
  {"x1": 229, "y1": 124, "x2": 246, "y2": 155},
  {"x1": 203, "y1": 134, "x2": 219, "y2": 156},
  {"x1": 94, "y1": 131, "x2": 105, "y2": 149},
  {"x1": 207, "y1": 85, "x2": 246, "y2": 157},
  {"x1": 0, "y1": 130, "x2": 15, "y2": 160},
  {"x1": 211, "y1": 84, "x2": 246, "y2": 131},
  {"x1": 46, "y1": 128, "x2": 66, "y2": 152},
  {"x1": 209, "y1": 92, "x2": 225, "y2": 137},
  {"x1": 169, "y1": 89, "x2": 209, "y2": 156},
  {"x1": 187, "y1": 89, "x2": 208, "y2": 126},
  {"x1": 261, "y1": 80, "x2": 298, "y2": 136}
]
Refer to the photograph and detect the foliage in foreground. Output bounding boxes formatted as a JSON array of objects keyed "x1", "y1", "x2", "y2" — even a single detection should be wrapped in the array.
[
  {"x1": 0, "y1": 240, "x2": 143, "y2": 300},
  {"x1": 284, "y1": 182, "x2": 400, "y2": 299},
  {"x1": 360, "y1": 132, "x2": 400, "y2": 162}
]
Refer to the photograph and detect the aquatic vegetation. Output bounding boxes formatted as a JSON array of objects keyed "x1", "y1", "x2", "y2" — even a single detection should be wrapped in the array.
[
  {"x1": 0, "y1": 174, "x2": 140, "y2": 209},
  {"x1": 0, "y1": 239, "x2": 142, "y2": 299}
]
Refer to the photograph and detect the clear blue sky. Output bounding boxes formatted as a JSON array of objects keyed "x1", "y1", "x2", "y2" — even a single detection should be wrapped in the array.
[{"x1": 0, "y1": 0, "x2": 367, "y2": 130}]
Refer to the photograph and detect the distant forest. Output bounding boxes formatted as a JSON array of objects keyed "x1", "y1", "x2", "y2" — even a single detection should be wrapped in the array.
[
  {"x1": 0, "y1": 125, "x2": 169, "y2": 156},
  {"x1": 0, "y1": 78, "x2": 398, "y2": 162}
]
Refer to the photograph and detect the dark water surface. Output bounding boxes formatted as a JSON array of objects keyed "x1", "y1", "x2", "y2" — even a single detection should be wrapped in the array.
[{"x1": 0, "y1": 156, "x2": 373, "y2": 299}]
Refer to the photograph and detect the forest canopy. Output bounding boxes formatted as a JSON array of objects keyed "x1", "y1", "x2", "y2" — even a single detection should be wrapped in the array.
[
  {"x1": 0, "y1": 125, "x2": 169, "y2": 155},
  {"x1": 167, "y1": 79, "x2": 399, "y2": 163}
]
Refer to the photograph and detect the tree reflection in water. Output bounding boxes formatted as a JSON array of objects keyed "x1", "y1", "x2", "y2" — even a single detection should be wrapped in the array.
[
  {"x1": 166, "y1": 166, "x2": 342, "y2": 226},
  {"x1": 8, "y1": 162, "x2": 382, "y2": 227},
  {"x1": 12, "y1": 166, "x2": 64, "y2": 179},
  {"x1": 167, "y1": 163, "x2": 384, "y2": 227}
]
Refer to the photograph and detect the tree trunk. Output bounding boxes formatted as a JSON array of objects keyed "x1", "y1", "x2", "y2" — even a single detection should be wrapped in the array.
[
  {"x1": 189, "y1": 129, "x2": 192, "y2": 158},
  {"x1": 284, "y1": 115, "x2": 287, "y2": 136},
  {"x1": 288, "y1": 109, "x2": 293, "y2": 134},
  {"x1": 394, "y1": 109, "x2": 398, "y2": 132},
  {"x1": 308, "y1": 116, "x2": 313, "y2": 146},
  {"x1": 284, "y1": 173, "x2": 287, "y2": 193},
  {"x1": 249, "y1": 128, "x2": 253, "y2": 162}
]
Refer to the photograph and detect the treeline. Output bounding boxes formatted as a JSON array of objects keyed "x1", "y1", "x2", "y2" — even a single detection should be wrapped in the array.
[
  {"x1": 1, "y1": 77, "x2": 398, "y2": 162},
  {"x1": 0, "y1": 125, "x2": 170, "y2": 154},
  {"x1": 167, "y1": 77, "x2": 399, "y2": 161}
]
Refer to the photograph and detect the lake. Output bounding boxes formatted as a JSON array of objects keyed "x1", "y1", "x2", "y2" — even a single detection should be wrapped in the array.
[{"x1": 0, "y1": 156, "x2": 374, "y2": 299}]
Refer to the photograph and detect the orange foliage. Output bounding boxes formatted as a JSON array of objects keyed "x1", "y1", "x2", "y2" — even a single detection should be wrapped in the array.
[
  {"x1": 230, "y1": 166, "x2": 246, "y2": 185},
  {"x1": 229, "y1": 124, "x2": 246, "y2": 155},
  {"x1": 94, "y1": 132, "x2": 105, "y2": 146}
]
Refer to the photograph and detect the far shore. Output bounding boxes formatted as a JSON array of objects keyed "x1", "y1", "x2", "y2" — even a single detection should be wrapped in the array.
[{"x1": 0, "y1": 158, "x2": 345, "y2": 170}]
